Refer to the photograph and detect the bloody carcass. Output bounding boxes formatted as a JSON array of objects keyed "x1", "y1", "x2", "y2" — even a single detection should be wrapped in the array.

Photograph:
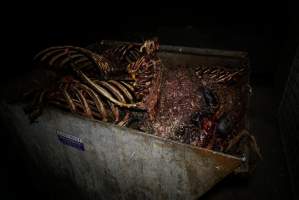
[{"x1": 21, "y1": 39, "x2": 260, "y2": 160}]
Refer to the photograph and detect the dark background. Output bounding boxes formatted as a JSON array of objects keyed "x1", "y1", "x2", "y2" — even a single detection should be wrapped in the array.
[
  {"x1": 1, "y1": 2, "x2": 298, "y2": 199},
  {"x1": 2, "y1": 2, "x2": 298, "y2": 102}
]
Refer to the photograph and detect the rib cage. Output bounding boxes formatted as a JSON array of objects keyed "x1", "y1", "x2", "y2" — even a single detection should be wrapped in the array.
[
  {"x1": 34, "y1": 46, "x2": 115, "y2": 77},
  {"x1": 25, "y1": 41, "x2": 151, "y2": 125},
  {"x1": 128, "y1": 56, "x2": 162, "y2": 100},
  {"x1": 47, "y1": 78, "x2": 135, "y2": 126},
  {"x1": 195, "y1": 65, "x2": 246, "y2": 84},
  {"x1": 103, "y1": 43, "x2": 142, "y2": 65},
  {"x1": 35, "y1": 41, "x2": 161, "y2": 125}
]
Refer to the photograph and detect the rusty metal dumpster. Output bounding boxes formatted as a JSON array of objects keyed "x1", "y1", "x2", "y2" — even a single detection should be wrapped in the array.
[{"x1": 0, "y1": 42, "x2": 250, "y2": 200}]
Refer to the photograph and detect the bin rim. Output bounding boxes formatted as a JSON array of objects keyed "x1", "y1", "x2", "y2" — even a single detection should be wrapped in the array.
[{"x1": 96, "y1": 40, "x2": 248, "y2": 59}]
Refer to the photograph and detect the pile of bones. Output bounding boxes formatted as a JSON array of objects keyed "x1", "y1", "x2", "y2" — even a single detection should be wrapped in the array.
[{"x1": 22, "y1": 39, "x2": 260, "y2": 158}]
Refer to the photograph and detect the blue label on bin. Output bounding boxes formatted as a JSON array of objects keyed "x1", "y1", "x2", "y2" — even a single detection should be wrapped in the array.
[{"x1": 56, "y1": 130, "x2": 84, "y2": 151}]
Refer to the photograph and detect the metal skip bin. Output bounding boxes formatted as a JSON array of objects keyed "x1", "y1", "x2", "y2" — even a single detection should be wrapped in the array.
[{"x1": 0, "y1": 43, "x2": 249, "y2": 200}]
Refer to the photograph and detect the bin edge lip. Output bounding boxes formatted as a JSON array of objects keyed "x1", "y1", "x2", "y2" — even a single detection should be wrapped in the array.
[{"x1": 97, "y1": 40, "x2": 248, "y2": 59}]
